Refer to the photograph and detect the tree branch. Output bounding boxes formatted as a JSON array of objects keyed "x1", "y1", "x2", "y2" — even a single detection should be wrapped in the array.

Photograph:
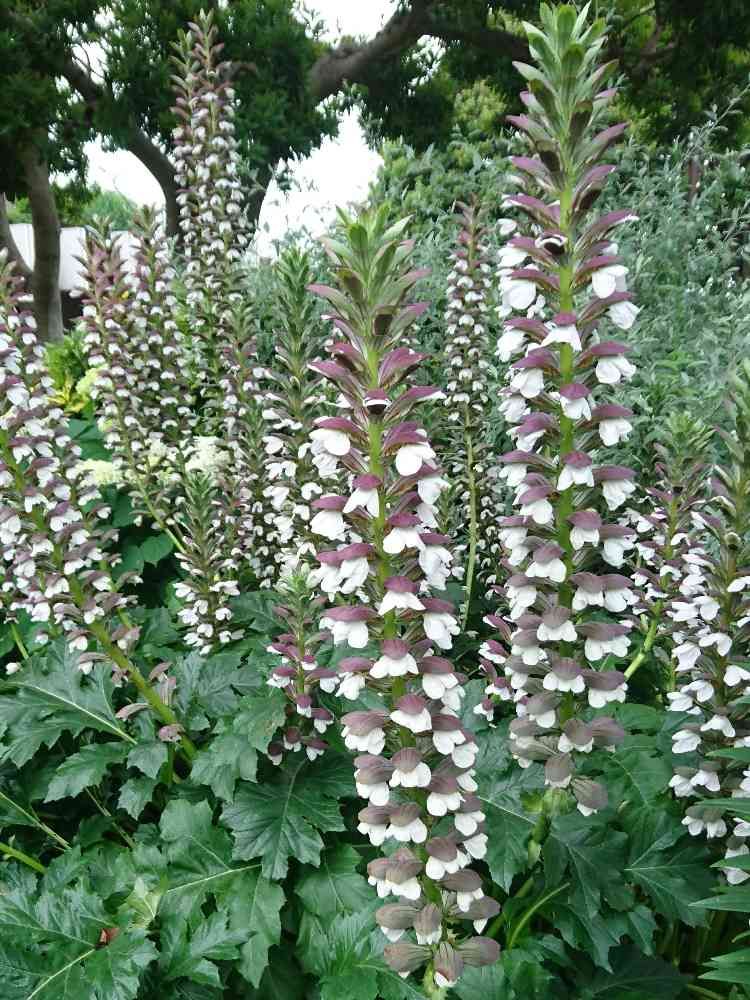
[
  {"x1": 18, "y1": 146, "x2": 63, "y2": 342},
  {"x1": 59, "y1": 55, "x2": 181, "y2": 236},
  {"x1": 0, "y1": 195, "x2": 33, "y2": 285},
  {"x1": 308, "y1": 1, "x2": 528, "y2": 102}
]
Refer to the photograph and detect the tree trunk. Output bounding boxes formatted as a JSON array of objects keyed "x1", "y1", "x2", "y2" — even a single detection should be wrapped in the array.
[
  {"x1": 18, "y1": 147, "x2": 63, "y2": 342},
  {"x1": 0, "y1": 194, "x2": 33, "y2": 286}
]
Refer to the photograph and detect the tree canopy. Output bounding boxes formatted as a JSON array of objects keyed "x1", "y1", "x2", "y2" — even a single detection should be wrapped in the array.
[{"x1": 1, "y1": 0, "x2": 750, "y2": 339}]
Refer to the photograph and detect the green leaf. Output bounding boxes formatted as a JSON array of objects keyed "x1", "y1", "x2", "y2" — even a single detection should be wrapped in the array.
[
  {"x1": 190, "y1": 688, "x2": 288, "y2": 800},
  {"x1": 622, "y1": 807, "x2": 711, "y2": 926},
  {"x1": 299, "y1": 906, "x2": 381, "y2": 1000},
  {"x1": 577, "y1": 945, "x2": 686, "y2": 998},
  {"x1": 232, "y1": 689, "x2": 290, "y2": 753},
  {"x1": 295, "y1": 845, "x2": 371, "y2": 921},
  {"x1": 171, "y1": 652, "x2": 259, "y2": 727},
  {"x1": 476, "y1": 749, "x2": 541, "y2": 891},
  {"x1": 117, "y1": 777, "x2": 157, "y2": 819},
  {"x1": 0, "y1": 642, "x2": 133, "y2": 766},
  {"x1": 140, "y1": 533, "x2": 174, "y2": 565},
  {"x1": 0, "y1": 869, "x2": 155, "y2": 999},
  {"x1": 245, "y1": 947, "x2": 308, "y2": 999},
  {"x1": 221, "y1": 756, "x2": 349, "y2": 879},
  {"x1": 159, "y1": 800, "x2": 258, "y2": 914},
  {"x1": 230, "y1": 591, "x2": 280, "y2": 632},
  {"x1": 694, "y1": 885, "x2": 750, "y2": 913},
  {"x1": 45, "y1": 743, "x2": 128, "y2": 802},
  {"x1": 77, "y1": 929, "x2": 157, "y2": 1000},
  {"x1": 544, "y1": 813, "x2": 629, "y2": 917},
  {"x1": 232, "y1": 874, "x2": 284, "y2": 988},
  {"x1": 159, "y1": 910, "x2": 245, "y2": 986},
  {"x1": 599, "y1": 746, "x2": 671, "y2": 805},
  {"x1": 136, "y1": 609, "x2": 180, "y2": 650},
  {"x1": 190, "y1": 733, "x2": 258, "y2": 801},
  {"x1": 0, "y1": 931, "x2": 155, "y2": 1000},
  {"x1": 549, "y1": 889, "x2": 623, "y2": 969},
  {"x1": 127, "y1": 741, "x2": 168, "y2": 779},
  {"x1": 701, "y1": 945, "x2": 750, "y2": 985}
]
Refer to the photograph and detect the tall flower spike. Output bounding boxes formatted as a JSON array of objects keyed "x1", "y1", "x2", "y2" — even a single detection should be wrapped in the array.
[
  {"x1": 625, "y1": 413, "x2": 714, "y2": 684},
  {"x1": 309, "y1": 208, "x2": 498, "y2": 989},
  {"x1": 171, "y1": 8, "x2": 249, "y2": 389},
  {"x1": 665, "y1": 362, "x2": 750, "y2": 882},
  {"x1": 480, "y1": 5, "x2": 638, "y2": 815},
  {"x1": 0, "y1": 253, "x2": 195, "y2": 757},
  {"x1": 215, "y1": 300, "x2": 277, "y2": 589},
  {"x1": 79, "y1": 219, "x2": 244, "y2": 652},
  {"x1": 262, "y1": 247, "x2": 334, "y2": 579},
  {"x1": 442, "y1": 200, "x2": 502, "y2": 610}
]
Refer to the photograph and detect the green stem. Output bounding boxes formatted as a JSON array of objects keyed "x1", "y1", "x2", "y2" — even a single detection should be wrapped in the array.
[
  {"x1": 507, "y1": 882, "x2": 570, "y2": 949},
  {"x1": 625, "y1": 606, "x2": 660, "y2": 679},
  {"x1": 89, "y1": 623, "x2": 196, "y2": 762},
  {"x1": 686, "y1": 987, "x2": 726, "y2": 1000},
  {"x1": 0, "y1": 790, "x2": 70, "y2": 850},
  {"x1": 462, "y1": 423, "x2": 478, "y2": 631},
  {"x1": 0, "y1": 840, "x2": 46, "y2": 873},
  {"x1": 84, "y1": 789, "x2": 136, "y2": 849},
  {"x1": 10, "y1": 624, "x2": 29, "y2": 661}
]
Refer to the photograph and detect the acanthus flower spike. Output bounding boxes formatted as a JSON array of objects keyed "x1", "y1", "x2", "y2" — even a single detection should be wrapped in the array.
[
  {"x1": 0, "y1": 253, "x2": 196, "y2": 760},
  {"x1": 309, "y1": 207, "x2": 497, "y2": 988},
  {"x1": 660, "y1": 367, "x2": 750, "y2": 881},
  {"x1": 171, "y1": 8, "x2": 250, "y2": 390},
  {"x1": 442, "y1": 199, "x2": 504, "y2": 608},
  {"x1": 480, "y1": 3, "x2": 639, "y2": 815}
]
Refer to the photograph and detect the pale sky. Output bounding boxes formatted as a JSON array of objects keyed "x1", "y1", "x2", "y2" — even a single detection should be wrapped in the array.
[{"x1": 85, "y1": 0, "x2": 395, "y2": 254}]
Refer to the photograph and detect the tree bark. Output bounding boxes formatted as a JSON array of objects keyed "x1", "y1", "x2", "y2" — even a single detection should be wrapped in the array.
[
  {"x1": 0, "y1": 195, "x2": 33, "y2": 286},
  {"x1": 18, "y1": 147, "x2": 63, "y2": 342}
]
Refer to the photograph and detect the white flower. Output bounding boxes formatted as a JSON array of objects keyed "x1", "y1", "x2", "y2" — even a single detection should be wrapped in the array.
[
  {"x1": 395, "y1": 439, "x2": 435, "y2": 477},
  {"x1": 390, "y1": 706, "x2": 432, "y2": 734},
  {"x1": 344, "y1": 486, "x2": 380, "y2": 517},
  {"x1": 669, "y1": 773, "x2": 694, "y2": 797},
  {"x1": 592, "y1": 263, "x2": 628, "y2": 298},
  {"x1": 672, "y1": 729, "x2": 701, "y2": 754},
  {"x1": 370, "y1": 653, "x2": 419, "y2": 680},
  {"x1": 701, "y1": 714, "x2": 736, "y2": 738},
  {"x1": 497, "y1": 328, "x2": 526, "y2": 362},
  {"x1": 310, "y1": 509, "x2": 346, "y2": 540},
  {"x1": 510, "y1": 367, "x2": 544, "y2": 398},
  {"x1": 726, "y1": 664, "x2": 750, "y2": 687},
  {"x1": 502, "y1": 276, "x2": 537, "y2": 311},
  {"x1": 609, "y1": 300, "x2": 640, "y2": 330},
  {"x1": 602, "y1": 478, "x2": 636, "y2": 511},
  {"x1": 383, "y1": 525, "x2": 424, "y2": 554},
  {"x1": 321, "y1": 614, "x2": 370, "y2": 649},
  {"x1": 542, "y1": 323, "x2": 581, "y2": 350},
  {"x1": 417, "y1": 473, "x2": 449, "y2": 506},
  {"x1": 310, "y1": 426, "x2": 351, "y2": 456},
  {"x1": 423, "y1": 611, "x2": 459, "y2": 650},
  {"x1": 598, "y1": 417, "x2": 632, "y2": 446},
  {"x1": 595, "y1": 355, "x2": 637, "y2": 385}
]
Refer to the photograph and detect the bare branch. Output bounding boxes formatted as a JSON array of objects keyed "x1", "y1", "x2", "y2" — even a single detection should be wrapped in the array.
[{"x1": 0, "y1": 195, "x2": 33, "y2": 285}]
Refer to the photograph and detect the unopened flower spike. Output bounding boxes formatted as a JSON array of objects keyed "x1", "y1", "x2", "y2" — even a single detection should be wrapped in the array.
[
  {"x1": 664, "y1": 363, "x2": 750, "y2": 881},
  {"x1": 481, "y1": 3, "x2": 639, "y2": 816},
  {"x1": 442, "y1": 199, "x2": 503, "y2": 612},
  {"x1": 309, "y1": 207, "x2": 498, "y2": 988},
  {"x1": 262, "y1": 247, "x2": 338, "y2": 579}
]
